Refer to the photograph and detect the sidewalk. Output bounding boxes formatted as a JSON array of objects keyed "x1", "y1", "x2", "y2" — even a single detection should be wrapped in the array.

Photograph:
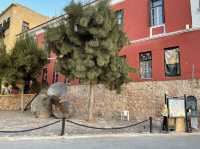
[
  {"x1": 0, "y1": 111, "x2": 197, "y2": 138},
  {"x1": 0, "y1": 111, "x2": 156, "y2": 137}
]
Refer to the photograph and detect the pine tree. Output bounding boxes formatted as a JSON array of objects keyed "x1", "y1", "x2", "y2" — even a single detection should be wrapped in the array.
[
  {"x1": 7, "y1": 35, "x2": 48, "y2": 92},
  {"x1": 46, "y1": 0, "x2": 135, "y2": 120},
  {"x1": 0, "y1": 38, "x2": 10, "y2": 80}
]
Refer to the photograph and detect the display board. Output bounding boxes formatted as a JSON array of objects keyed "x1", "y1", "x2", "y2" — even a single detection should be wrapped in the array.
[{"x1": 168, "y1": 97, "x2": 186, "y2": 118}]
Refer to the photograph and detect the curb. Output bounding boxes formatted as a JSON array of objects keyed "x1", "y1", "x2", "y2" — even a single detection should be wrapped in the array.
[{"x1": 0, "y1": 132, "x2": 200, "y2": 141}]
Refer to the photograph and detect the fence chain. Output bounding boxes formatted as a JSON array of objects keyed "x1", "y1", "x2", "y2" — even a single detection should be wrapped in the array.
[
  {"x1": 66, "y1": 119, "x2": 149, "y2": 130},
  {"x1": 0, "y1": 120, "x2": 61, "y2": 133}
]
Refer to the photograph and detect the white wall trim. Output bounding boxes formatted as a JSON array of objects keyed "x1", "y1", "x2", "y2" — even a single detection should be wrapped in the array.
[
  {"x1": 110, "y1": 0, "x2": 125, "y2": 5},
  {"x1": 130, "y1": 27, "x2": 200, "y2": 44},
  {"x1": 150, "y1": 24, "x2": 166, "y2": 37}
]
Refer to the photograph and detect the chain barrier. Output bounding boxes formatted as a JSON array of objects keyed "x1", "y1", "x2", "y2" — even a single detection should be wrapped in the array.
[
  {"x1": 0, "y1": 120, "x2": 61, "y2": 134},
  {"x1": 0, "y1": 117, "x2": 153, "y2": 136},
  {"x1": 66, "y1": 119, "x2": 149, "y2": 130}
]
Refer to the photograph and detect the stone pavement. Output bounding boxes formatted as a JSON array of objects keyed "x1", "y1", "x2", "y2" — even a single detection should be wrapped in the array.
[{"x1": 0, "y1": 111, "x2": 162, "y2": 137}]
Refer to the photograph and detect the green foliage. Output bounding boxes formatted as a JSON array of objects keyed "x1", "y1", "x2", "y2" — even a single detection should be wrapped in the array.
[
  {"x1": 0, "y1": 38, "x2": 5, "y2": 50},
  {"x1": 0, "y1": 39, "x2": 11, "y2": 80},
  {"x1": 0, "y1": 35, "x2": 48, "y2": 86},
  {"x1": 46, "y1": 0, "x2": 134, "y2": 92}
]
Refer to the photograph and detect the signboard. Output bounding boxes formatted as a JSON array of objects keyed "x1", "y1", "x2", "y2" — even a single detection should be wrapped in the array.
[{"x1": 168, "y1": 97, "x2": 186, "y2": 118}]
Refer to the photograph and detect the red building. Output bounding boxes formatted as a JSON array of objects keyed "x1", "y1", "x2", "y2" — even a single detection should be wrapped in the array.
[
  {"x1": 114, "y1": 0, "x2": 200, "y2": 81},
  {"x1": 20, "y1": 0, "x2": 200, "y2": 85}
]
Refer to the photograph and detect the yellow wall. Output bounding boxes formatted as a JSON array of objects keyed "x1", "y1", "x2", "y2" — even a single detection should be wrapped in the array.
[{"x1": 0, "y1": 4, "x2": 49, "y2": 51}]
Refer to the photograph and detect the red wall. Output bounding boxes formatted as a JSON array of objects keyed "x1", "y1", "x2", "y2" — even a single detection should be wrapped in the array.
[
  {"x1": 35, "y1": 0, "x2": 197, "y2": 84},
  {"x1": 112, "y1": 0, "x2": 192, "y2": 40},
  {"x1": 111, "y1": 0, "x2": 196, "y2": 81},
  {"x1": 36, "y1": 33, "x2": 65, "y2": 85},
  {"x1": 124, "y1": 30, "x2": 200, "y2": 81},
  {"x1": 165, "y1": 0, "x2": 192, "y2": 32}
]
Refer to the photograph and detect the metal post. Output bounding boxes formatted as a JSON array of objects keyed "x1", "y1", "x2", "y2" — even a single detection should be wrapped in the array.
[
  {"x1": 164, "y1": 93, "x2": 167, "y2": 104},
  {"x1": 60, "y1": 118, "x2": 66, "y2": 136},
  {"x1": 149, "y1": 117, "x2": 153, "y2": 133},
  {"x1": 184, "y1": 94, "x2": 189, "y2": 133}
]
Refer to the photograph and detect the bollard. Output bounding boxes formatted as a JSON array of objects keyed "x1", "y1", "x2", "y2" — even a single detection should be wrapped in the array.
[
  {"x1": 149, "y1": 117, "x2": 153, "y2": 133},
  {"x1": 60, "y1": 118, "x2": 66, "y2": 136}
]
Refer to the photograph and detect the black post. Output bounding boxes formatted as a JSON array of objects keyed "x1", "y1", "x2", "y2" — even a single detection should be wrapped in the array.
[
  {"x1": 149, "y1": 117, "x2": 153, "y2": 133},
  {"x1": 60, "y1": 118, "x2": 66, "y2": 136},
  {"x1": 165, "y1": 93, "x2": 167, "y2": 104},
  {"x1": 184, "y1": 94, "x2": 189, "y2": 133}
]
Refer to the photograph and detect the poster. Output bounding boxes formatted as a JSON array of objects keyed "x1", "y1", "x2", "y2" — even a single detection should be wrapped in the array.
[{"x1": 168, "y1": 98, "x2": 186, "y2": 118}]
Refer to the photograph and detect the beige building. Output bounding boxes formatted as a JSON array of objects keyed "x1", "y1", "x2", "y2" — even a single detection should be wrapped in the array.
[{"x1": 0, "y1": 3, "x2": 49, "y2": 51}]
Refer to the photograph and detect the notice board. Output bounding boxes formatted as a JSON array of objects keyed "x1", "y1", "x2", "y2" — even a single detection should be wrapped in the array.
[{"x1": 168, "y1": 97, "x2": 186, "y2": 118}]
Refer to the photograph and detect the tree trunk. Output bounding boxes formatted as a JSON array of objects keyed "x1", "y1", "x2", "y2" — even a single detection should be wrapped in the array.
[{"x1": 88, "y1": 82, "x2": 95, "y2": 121}]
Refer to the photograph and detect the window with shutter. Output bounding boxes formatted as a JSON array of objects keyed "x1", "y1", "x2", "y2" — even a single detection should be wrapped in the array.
[
  {"x1": 164, "y1": 47, "x2": 181, "y2": 77},
  {"x1": 52, "y1": 71, "x2": 59, "y2": 83},
  {"x1": 22, "y1": 21, "x2": 29, "y2": 32}
]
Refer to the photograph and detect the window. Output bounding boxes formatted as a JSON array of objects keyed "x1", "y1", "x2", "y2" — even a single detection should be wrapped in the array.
[
  {"x1": 3, "y1": 17, "x2": 10, "y2": 29},
  {"x1": 22, "y1": 21, "x2": 29, "y2": 32},
  {"x1": 52, "y1": 71, "x2": 59, "y2": 83},
  {"x1": 140, "y1": 52, "x2": 152, "y2": 79},
  {"x1": 164, "y1": 47, "x2": 180, "y2": 77},
  {"x1": 115, "y1": 10, "x2": 124, "y2": 26},
  {"x1": 151, "y1": 0, "x2": 164, "y2": 26}
]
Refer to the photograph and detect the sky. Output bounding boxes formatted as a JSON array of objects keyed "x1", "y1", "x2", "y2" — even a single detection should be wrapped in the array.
[{"x1": 0, "y1": 0, "x2": 76, "y2": 17}]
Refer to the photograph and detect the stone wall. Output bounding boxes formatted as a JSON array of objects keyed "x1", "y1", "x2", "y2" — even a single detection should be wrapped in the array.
[
  {"x1": 66, "y1": 79, "x2": 200, "y2": 121},
  {"x1": 0, "y1": 94, "x2": 36, "y2": 110}
]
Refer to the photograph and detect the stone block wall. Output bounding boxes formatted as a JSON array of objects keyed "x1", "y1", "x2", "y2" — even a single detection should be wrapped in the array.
[
  {"x1": 67, "y1": 79, "x2": 200, "y2": 121},
  {"x1": 0, "y1": 94, "x2": 36, "y2": 110}
]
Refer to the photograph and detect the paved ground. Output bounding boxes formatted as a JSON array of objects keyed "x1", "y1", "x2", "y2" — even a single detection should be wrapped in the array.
[
  {"x1": 0, "y1": 111, "x2": 160, "y2": 137},
  {"x1": 0, "y1": 134, "x2": 199, "y2": 149}
]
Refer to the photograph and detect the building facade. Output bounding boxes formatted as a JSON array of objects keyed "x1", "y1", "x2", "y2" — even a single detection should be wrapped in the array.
[
  {"x1": 0, "y1": 3, "x2": 49, "y2": 51},
  {"x1": 21, "y1": 0, "x2": 200, "y2": 85},
  {"x1": 114, "y1": 0, "x2": 200, "y2": 81}
]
